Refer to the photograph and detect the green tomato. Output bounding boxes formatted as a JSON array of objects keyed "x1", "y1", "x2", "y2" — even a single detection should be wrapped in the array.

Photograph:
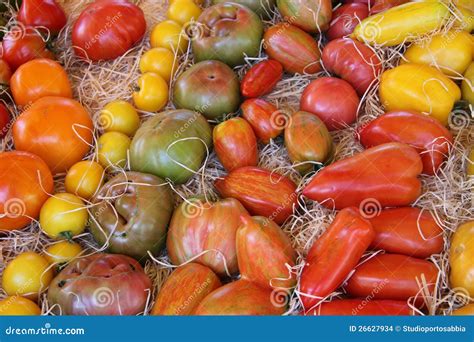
[{"x1": 212, "y1": 0, "x2": 276, "y2": 18}]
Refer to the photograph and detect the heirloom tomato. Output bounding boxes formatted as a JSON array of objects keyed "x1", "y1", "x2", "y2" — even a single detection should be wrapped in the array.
[
  {"x1": 0, "y1": 59, "x2": 12, "y2": 86},
  {"x1": 150, "y1": 20, "x2": 188, "y2": 53},
  {"x1": 139, "y1": 48, "x2": 177, "y2": 83},
  {"x1": 453, "y1": 7, "x2": 474, "y2": 32},
  {"x1": 44, "y1": 241, "x2": 83, "y2": 265},
  {"x1": 462, "y1": 62, "x2": 474, "y2": 106},
  {"x1": 452, "y1": 304, "x2": 474, "y2": 315},
  {"x1": 241, "y1": 60, "x2": 283, "y2": 98},
  {"x1": 0, "y1": 102, "x2": 10, "y2": 138},
  {"x1": 450, "y1": 221, "x2": 474, "y2": 298},
  {"x1": 167, "y1": 0, "x2": 202, "y2": 25},
  {"x1": 326, "y1": 3, "x2": 368, "y2": 40},
  {"x1": 212, "y1": 0, "x2": 276, "y2": 18},
  {"x1": 0, "y1": 296, "x2": 41, "y2": 316},
  {"x1": 277, "y1": 0, "x2": 332, "y2": 33},
  {"x1": 132, "y1": 72, "x2": 168, "y2": 112},
  {"x1": 65, "y1": 160, "x2": 105, "y2": 200},
  {"x1": 99, "y1": 100, "x2": 140, "y2": 136},
  {"x1": 241, "y1": 99, "x2": 282, "y2": 143},
  {"x1": 97, "y1": 131, "x2": 130, "y2": 168},
  {"x1": 18, "y1": 0, "x2": 67, "y2": 35},
  {"x1": 305, "y1": 299, "x2": 412, "y2": 316}
]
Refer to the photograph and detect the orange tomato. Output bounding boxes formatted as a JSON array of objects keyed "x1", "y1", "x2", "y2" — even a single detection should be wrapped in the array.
[{"x1": 0, "y1": 296, "x2": 41, "y2": 315}]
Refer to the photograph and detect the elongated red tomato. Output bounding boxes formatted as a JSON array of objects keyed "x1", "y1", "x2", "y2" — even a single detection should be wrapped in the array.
[
  {"x1": 241, "y1": 60, "x2": 283, "y2": 98},
  {"x1": 345, "y1": 254, "x2": 439, "y2": 302},
  {"x1": 358, "y1": 110, "x2": 453, "y2": 175},
  {"x1": 304, "y1": 299, "x2": 413, "y2": 315},
  {"x1": 300, "y1": 207, "x2": 375, "y2": 310},
  {"x1": 302, "y1": 142, "x2": 423, "y2": 210},
  {"x1": 241, "y1": 99, "x2": 282, "y2": 143},
  {"x1": 215, "y1": 166, "x2": 298, "y2": 224},
  {"x1": 371, "y1": 0, "x2": 410, "y2": 14},
  {"x1": 327, "y1": 4, "x2": 369, "y2": 41},
  {"x1": 18, "y1": 0, "x2": 67, "y2": 35}
]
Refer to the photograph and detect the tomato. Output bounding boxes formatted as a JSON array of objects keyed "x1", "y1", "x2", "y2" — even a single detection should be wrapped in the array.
[
  {"x1": 47, "y1": 254, "x2": 151, "y2": 315},
  {"x1": 0, "y1": 151, "x2": 54, "y2": 231},
  {"x1": 462, "y1": 62, "x2": 474, "y2": 106},
  {"x1": 167, "y1": 198, "x2": 248, "y2": 276},
  {"x1": 264, "y1": 23, "x2": 321, "y2": 74},
  {"x1": 167, "y1": 0, "x2": 202, "y2": 25},
  {"x1": 305, "y1": 299, "x2": 413, "y2": 315},
  {"x1": 303, "y1": 143, "x2": 423, "y2": 209},
  {"x1": 150, "y1": 20, "x2": 188, "y2": 54},
  {"x1": 212, "y1": 0, "x2": 275, "y2": 18},
  {"x1": 139, "y1": 48, "x2": 177, "y2": 83},
  {"x1": 345, "y1": 254, "x2": 439, "y2": 302},
  {"x1": 192, "y1": 3, "x2": 263, "y2": 67},
  {"x1": 97, "y1": 131, "x2": 131, "y2": 168},
  {"x1": 17, "y1": 0, "x2": 67, "y2": 35},
  {"x1": 300, "y1": 77, "x2": 359, "y2": 131},
  {"x1": 327, "y1": 4, "x2": 368, "y2": 40},
  {"x1": 72, "y1": 0, "x2": 146, "y2": 61},
  {"x1": 99, "y1": 100, "x2": 140, "y2": 136},
  {"x1": 44, "y1": 241, "x2": 83, "y2": 265},
  {"x1": 133, "y1": 72, "x2": 168, "y2": 112},
  {"x1": 450, "y1": 221, "x2": 474, "y2": 298},
  {"x1": 370, "y1": 0, "x2": 410, "y2": 14},
  {"x1": 1, "y1": 26, "x2": 54, "y2": 71},
  {"x1": 90, "y1": 172, "x2": 174, "y2": 260},
  {"x1": 241, "y1": 60, "x2": 283, "y2": 98},
  {"x1": 368, "y1": 207, "x2": 444, "y2": 258},
  {"x1": 241, "y1": 99, "x2": 282, "y2": 143},
  {"x1": 343, "y1": 0, "x2": 374, "y2": 5},
  {"x1": 2, "y1": 251, "x2": 53, "y2": 299},
  {"x1": 300, "y1": 207, "x2": 374, "y2": 310},
  {"x1": 215, "y1": 166, "x2": 298, "y2": 225},
  {"x1": 453, "y1": 7, "x2": 474, "y2": 32},
  {"x1": 11, "y1": 58, "x2": 72, "y2": 107},
  {"x1": 322, "y1": 38, "x2": 382, "y2": 96},
  {"x1": 237, "y1": 215, "x2": 296, "y2": 289},
  {"x1": 0, "y1": 296, "x2": 41, "y2": 315},
  {"x1": 0, "y1": 58, "x2": 12, "y2": 86},
  {"x1": 151, "y1": 263, "x2": 221, "y2": 315},
  {"x1": 0, "y1": 102, "x2": 10, "y2": 138},
  {"x1": 173, "y1": 60, "x2": 240, "y2": 119},
  {"x1": 194, "y1": 279, "x2": 286, "y2": 315},
  {"x1": 65, "y1": 160, "x2": 105, "y2": 200},
  {"x1": 277, "y1": 0, "x2": 332, "y2": 33},
  {"x1": 452, "y1": 304, "x2": 474, "y2": 315},
  {"x1": 284, "y1": 111, "x2": 333, "y2": 174},
  {"x1": 213, "y1": 118, "x2": 258, "y2": 172}
]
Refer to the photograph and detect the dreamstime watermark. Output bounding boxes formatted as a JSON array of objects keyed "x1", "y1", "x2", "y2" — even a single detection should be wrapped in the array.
[
  {"x1": 92, "y1": 287, "x2": 115, "y2": 308},
  {"x1": 351, "y1": 278, "x2": 388, "y2": 315},
  {"x1": 180, "y1": 198, "x2": 205, "y2": 219},
  {"x1": 448, "y1": 108, "x2": 472, "y2": 131},
  {"x1": 269, "y1": 288, "x2": 291, "y2": 308},
  {"x1": 358, "y1": 198, "x2": 382, "y2": 219},
  {"x1": 1, "y1": 197, "x2": 26, "y2": 219},
  {"x1": 173, "y1": 111, "x2": 202, "y2": 139},
  {"x1": 182, "y1": 21, "x2": 206, "y2": 41},
  {"x1": 84, "y1": 13, "x2": 123, "y2": 50},
  {"x1": 265, "y1": 192, "x2": 298, "y2": 225},
  {"x1": 175, "y1": 278, "x2": 212, "y2": 314},
  {"x1": 4, "y1": 323, "x2": 85, "y2": 336},
  {"x1": 270, "y1": 109, "x2": 292, "y2": 130}
]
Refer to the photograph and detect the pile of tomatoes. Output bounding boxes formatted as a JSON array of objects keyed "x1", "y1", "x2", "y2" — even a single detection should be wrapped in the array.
[{"x1": 0, "y1": 0, "x2": 474, "y2": 316}]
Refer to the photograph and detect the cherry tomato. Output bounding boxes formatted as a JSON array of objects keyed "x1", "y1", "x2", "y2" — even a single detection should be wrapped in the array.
[
  {"x1": 167, "y1": 0, "x2": 202, "y2": 25},
  {"x1": 139, "y1": 48, "x2": 177, "y2": 83},
  {"x1": 327, "y1": 3, "x2": 369, "y2": 41},
  {"x1": 99, "y1": 100, "x2": 140, "y2": 136},
  {"x1": 0, "y1": 296, "x2": 41, "y2": 315},
  {"x1": 11, "y1": 58, "x2": 72, "y2": 107},
  {"x1": 241, "y1": 98, "x2": 282, "y2": 143},
  {"x1": 17, "y1": 0, "x2": 67, "y2": 35},
  {"x1": 0, "y1": 102, "x2": 10, "y2": 138},
  {"x1": 65, "y1": 160, "x2": 105, "y2": 199},
  {"x1": 450, "y1": 221, "x2": 474, "y2": 298},
  {"x1": 133, "y1": 72, "x2": 169, "y2": 112},
  {"x1": 97, "y1": 131, "x2": 131, "y2": 168},
  {"x1": 44, "y1": 241, "x2": 83, "y2": 265},
  {"x1": 150, "y1": 20, "x2": 188, "y2": 53},
  {"x1": 305, "y1": 299, "x2": 413, "y2": 315},
  {"x1": 0, "y1": 59, "x2": 12, "y2": 85},
  {"x1": 241, "y1": 59, "x2": 283, "y2": 98}
]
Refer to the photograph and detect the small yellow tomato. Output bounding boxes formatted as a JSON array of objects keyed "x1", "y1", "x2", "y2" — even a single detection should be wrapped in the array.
[
  {"x1": 65, "y1": 160, "x2": 105, "y2": 199},
  {"x1": 139, "y1": 48, "x2": 177, "y2": 83},
  {"x1": 167, "y1": 0, "x2": 202, "y2": 26},
  {"x1": 39, "y1": 193, "x2": 88, "y2": 240},
  {"x1": 150, "y1": 20, "x2": 188, "y2": 53},
  {"x1": 99, "y1": 100, "x2": 140, "y2": 136},
  {"x1": 467, "y1": 147, "x2": 474, "y2": 176},
  {"x1": 2, "y1": 252, "x2": 53, "y2": 299},
  {"x1": 0, "y1": 296, "x2": 41, "y2": 315},
  {"x1": 170, "y1": 0, "x2": 204, "y2": 5},
  {"x1": 450, "y1": 221, "x2": 474, "y2": 298},
  {"x1": 452, "y1": 303, "x2": 474, "y2": 315},
  {"x1": 462, "y1": 62, "x2": 474, "y2": 106},
  {"x1": 44, "y1": 241, "x2": 83, "y2": 265},
  {"x1": 97, "y1": 131, "x2": 131, "y2": 168},
  {"x1": 133, "y1": 72, "x2": 169, "y2": 112}
]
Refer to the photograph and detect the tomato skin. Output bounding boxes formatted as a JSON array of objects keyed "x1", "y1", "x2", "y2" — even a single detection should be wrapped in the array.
[
  {"x1": 17, "y1": 0, "x2": 67, "y2": 35},
  {"x1": 277, "y1": 0, "x2": 332, "y2": 33},
  {"x1": 300, "y1": 77, "x2": 359, "y2": 131},
  {"x1": 65, "y1": 161, "x2": 104, "y2": 200},
  {"x1": 326, "y1": 4, "x2": 368, "y2": 41},
  {"x1": 0, "y1": 59, "x2": 12, "y2": 85},
  {"x1": 167, "y1": 0, "x2": 202, "y2": 25},
  {"x1": 139, "y1": 48, "x2": 177, "y2": 83},
  {"x1": 462, "y1": 62, "x2": 474, "y2": 106},
  {"x1": 303, "y1": 142, "x2": 423, "y2": 209},
  {"x1": 304, "y1": 299, "x2": 413, "y2": 315},
  {"x1": 97, "y1": 131, "x2": 131, "y2": 168},
  {"x1": 215, "y1": 166, "x2": 298, "y2": 225},
  {"x1": 0, "y1": 103, "x2": 10, "y2": 138},
  {"x1": 300, "y1": 207, "x2": 374, "y2": 310},
  {"x1": 0, "y1": 296, "x2": 41, "y2": 315},
  {"x1": 13, "y1": 96, "x2": 94, "y2": 174},
  {"x1": 241, "y1": 60, "x2": 283, "y2": 98},
  {"x1": 11, "y1": 58, "x2": 72, "y2": 107},
  {"x1": 44, "y1": 241, "x2": 83, "y2": 265},
  {"x1": 241, "y1": 99, "x2": 282, "y2": 143},
  {"x1": 322, "y1": 38, "x2": 382, "y2": 96},
  {"x1": 0, "y1": 151, "x2": 54, "y2": 231},
  {"x1": 150, "y1": 20, "x2": 188, "y2": 53},
  {"x1": 368, "y1": 207, "x2": 444, "y2": 258},
  {"x1": 452, "y1": 304, "x2": 474, "y2": 315},
  {"x1": 370, "y1": 0, "x2": 409, "y2": 14},
  {"x1": 72, "y1": 0, "x2": 146, "y2": 61},
  {"x1": 450, "y1": 221, "x2": 474, "y2": 298},
  {"x1": 133, "y1": 72, "x2": 169, "y2": 112}
]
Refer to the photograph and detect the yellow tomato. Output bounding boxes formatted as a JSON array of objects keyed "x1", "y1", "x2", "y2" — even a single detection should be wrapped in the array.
[
  {"x1": 97, "y1": 131, "x2": 131, "y2": 168},
  {"x1": 170, "y1": 0, "x2": 204, "y2": 4},
  {"x1": 453, "y1": 0, "x2": 474, "y2": 12},
  {"x1": 65, "y1": 160, "x2": 105, "y2": 199},
  {"x1": 462, "y1": 62, "x2": 474, "y2": 106},
  {"x1": 403, "y1": 30, "x2": 472, "y2": 76},
  {"x1": 39, "y1": 193, "x2": 88, "y2": 239},
  {"x1": 139, "y1": 48, "x2": 177, "y2": 83},
  {"x1": 452, "y1": 303, "x2": 474, "y2": 315},
  {"x1": 467, "y1": 147, "x2": 474, "y2": 176},
  {"x1": 0, "y1": 296, "x2": 41, "y2": 315},
  {"x1": 44, "y1": 241, "x2": 83, "y2": 265},
  {"x1": 132, "y1": 72, "x2": 169, "y2": 112},
  {"x1": 167, "y1": 0, "x2": 202, "y2": 26},
  {"x1": 150, "y1": 20, "x2": 188, "y2": 53},
  {"x1": 450, "y1": 221, "x2": 474, "y2": 298},
  {"x1": 99, "y1": 100, "x2": 140, "y2": 136},
  {"x1": 453, "y1": 7, "x2": 474, "y2": 32},
  {"x1": 2, "y1": 252, "x2": 53, "y2": 299}
]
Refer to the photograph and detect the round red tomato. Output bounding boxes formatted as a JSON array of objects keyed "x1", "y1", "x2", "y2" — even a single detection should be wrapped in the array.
[
  {"x1": 0, "y1": 151, "x2": 54, "y2": 231},
  {"x1": 17, "y1": 0, "x2": 67, "y2": 35},
  {"x1": 300, "y1": 77, "x2": 360, "y2": 131},
  {"x1": 72, "y1": 0, "x2": 146, "y2": 61},
  {"x1": 0, "y1": 103, "x2": 10, "y2": 138}
]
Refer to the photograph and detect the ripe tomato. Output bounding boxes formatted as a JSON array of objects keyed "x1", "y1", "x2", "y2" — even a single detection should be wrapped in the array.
[
  {"x1": 139, "y1": 48, "x2": 177, "y2": 83},
  {"x1": 167, "y1": 0, "x2": 202, "y2": 25},
  {"x1": 150, "y1": 20, "x2": 188, "y2": 53},
  {"x1": 450, "y1": 221, "x2": 474, "y2": 298},
  {"x1": 44, "y1": 241, "x2": 83, "y2": 265},
  {"x1": 72, "y1": 0, "x2": 146, "y2": 61},
  {"x1": 241, "y1": 59, "x2": 283, "y2": 98},
  {"x1": 241, "y1": 99, "x2": 282, "y2": 143},
  {"x1": 11, "y1": 58, "x2": 72, "y2": 107},
  {"x1": 2, "y1": 251, "x2": 53, "y2": 299},
  {"x1": 326, "y1": 3, "x2": 369, "y2": 41},
  {"x1": 0, "y1": 296, "x2": 41, "y2": 315},
  {"x1": 17, "y1": 0, "x2": 67, "y2": 35},
  {"x1": 97, "y1": 131, "x2": 131, "y2": 168},
  {"x1": 13, "y1": 96, "x2": 94, "y2": 174},
  {"x1": 39, "y1": 193, "x2": 88, "y2": 239},
  {"x1": 0, "y1": 59, "x2": 12, "y2": 85},
  {"x1": 305, "y1": 299, "x2": 413, "y2": 315},
  {"x1": 0, "y1": 151, "x2": 54, "y2": 231},
  {"x1": 0, "y1": 102, "x2": 10, "y2": 138},
  {"x1": 65, "y1": 160, "x2": 105, "y2": 199},
  {"x1": 462, "y1": 62, "x2": 474, "y2": 106},
  {"x1": 133, "y1": 72, "x2": 168, "y2": 112},
  {"x1": 99, "y1": 100, "x2": 140, "y2": 136},
  {"x1": 370, "y1": 0, "x2": 410, "y2": 14},
  {"x1": 452, "y1": 304, "x2": 474, "y2": 315}
]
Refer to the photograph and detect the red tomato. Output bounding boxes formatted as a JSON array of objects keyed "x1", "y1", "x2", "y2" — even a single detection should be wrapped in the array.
[
  {"x1": 322, "y1": 38, "x2": 382, "y2": 96},
  {"x1": 17, "y1": 0, "x2": 67, "y2": 35},
  {"x1": 300, "y1": 207, "x2": 374, "y2": 310},
  {"x1": 300, "y1": 76, "x2": 359, "y2": 131},
  {"x1": 241, "y1": 99, "x2": 282, "y2": 143},
  {"x1": 0, "y1": 59, "x2": 12, "y2": 85},
  {"x1": 305, "y1": 299, "x2": 413, "y2": 315},
  {"x1": 0, "y1": 103, "x2": 10, "y2": 138},
  {"x1": 241, "y1": 60, "x2": 283, "y2": 98},
  {"x1": 345, "y1": 254, "x2": 439, "y2": 302},
  {"x1": 0, "y1": 151, "x2": 54, "y2": 231},
  {"x1": 72, "y1": 0, "x2": 146, "y2": 61},
  {"x1": 371, "y1": 0, "x2": 410, "y2": 14},
  {"x1": 368, "y1": 207, "x2": 444, "y2": 258},
  {"x1": 327, "y1": 4, "x2": 369, "y2": 41},
  {"x1": 343, "y1": 0, "x2": 375, "y2": 5}
]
